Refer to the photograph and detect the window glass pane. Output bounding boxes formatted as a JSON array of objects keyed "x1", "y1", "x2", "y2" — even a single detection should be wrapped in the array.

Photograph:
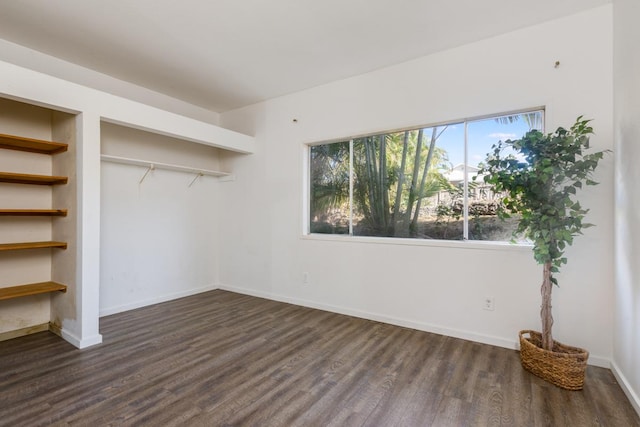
[
  {"x1": 467, "y1": 111, "x2": 543, "y2": 241},
  {"x1": 351, "y1": 125, "x2": 463, "y2": 239},
  {"x1": 431, "y1": 124, "x2": 465, "y2": 240},
  {"x1": 309, "y1": 142, "x2": 350, "y2": 234}
]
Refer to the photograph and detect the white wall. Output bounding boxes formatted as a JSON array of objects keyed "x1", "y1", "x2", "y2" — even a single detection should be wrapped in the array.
[
  {"x1": 220, "y1": 6, "x2": 615, "y2": 366},
  {"x1": 613, "y1": 0, "x2": 640, "y2": 414},
  {"x1": 51, "y1": 111, "x2": 80, "y2": 341},
  {"x1": 99, "y1": 124, "x2": 223, "y2": 315}
]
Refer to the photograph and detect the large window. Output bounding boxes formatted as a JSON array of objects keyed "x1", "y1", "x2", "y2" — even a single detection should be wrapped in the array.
[{"x1": 309, "y1": 110, "x2": 543, "y2": 242}]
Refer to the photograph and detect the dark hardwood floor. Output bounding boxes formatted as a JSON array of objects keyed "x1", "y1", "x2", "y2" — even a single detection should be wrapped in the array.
[{"x1": 0, "y1": 290, "x2": 638, "y2": 426}]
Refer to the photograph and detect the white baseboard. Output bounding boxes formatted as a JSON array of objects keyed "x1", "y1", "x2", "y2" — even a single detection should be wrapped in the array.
[
  {"x1": 59, "y1": 328, "x2": 103, "y2": 349},
  {"x1": 588, "y1": 354, "x2": 612, "y2": 369},
  {"x1": 217, "y1": 283, "x2": 610, "y2": 368},
  {"x1": 611, "y1": 360, "x2": 640, "y2": 418},
  {"x1": 99, "y1": 283, "x2": 220, "y2": 317}
]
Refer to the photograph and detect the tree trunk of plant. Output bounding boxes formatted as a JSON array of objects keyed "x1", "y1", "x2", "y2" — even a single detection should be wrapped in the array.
[
  {"x1": 411, "y1": 127, "x2": 439, "y2": 231},
  {"x1": 364, "y1": 138, "x2": 379, "y2": 226},
  {"x1": 404, "y1": 129, "x2": 424, "y2": 230},
  {"x1": 379, "y1": 135, "x2": 390, "y2": 231},
  {"x1": 390, "y1": 131, "x2": 410, "y2": 235},
  {"x1": 540, "y1": 261, "x2": 554, "y2": 351}
]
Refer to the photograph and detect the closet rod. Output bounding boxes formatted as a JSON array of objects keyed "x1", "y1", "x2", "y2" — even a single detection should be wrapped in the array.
[{"x1": 100, "y1": 154, "x2": 231, "y2": 178}]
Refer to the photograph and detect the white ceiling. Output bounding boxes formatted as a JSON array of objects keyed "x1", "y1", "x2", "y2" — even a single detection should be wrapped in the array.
[{"x1": 0, "y1": 0, "x2": 610, "y2": 113}]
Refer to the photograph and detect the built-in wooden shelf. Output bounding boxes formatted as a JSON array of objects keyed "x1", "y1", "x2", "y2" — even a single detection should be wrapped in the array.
[
  {"x1": 0, "y1": 133, "x2": 68, "y2": 155},
  {"x1": 0, "y1": 241, "x2": 67, "y2": 251},
  {"x1": 0, "y1": 209, "x2": 67, "y2": 217},
  {"x1": 0, "y1": 129, "x2": 71, "y2": 331},
  {"x1": 0, "y1": 172, "x2": 68, "y2": 186},
  {"x1": 0, "y1": 281, "x2": 67, "y2": 301}
]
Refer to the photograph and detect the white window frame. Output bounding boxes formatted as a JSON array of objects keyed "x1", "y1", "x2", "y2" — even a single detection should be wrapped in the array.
[{"x1": 303, "y1": 108, "x2": 545, "y2": 249}]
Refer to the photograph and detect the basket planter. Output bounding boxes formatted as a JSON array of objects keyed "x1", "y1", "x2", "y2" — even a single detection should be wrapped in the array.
[{"x1": 519, "y1": 330, "x2": 589, "y2": 390}]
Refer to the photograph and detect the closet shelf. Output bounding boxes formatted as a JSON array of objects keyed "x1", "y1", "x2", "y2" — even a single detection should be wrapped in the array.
[
  {"x1": 0, "y1": 241, "x2": 67, "y2": 251},
  {"x1": 100, "y1": 154, "x2": 231, "y2": 178},
  {"x1": 0, "y1": 281, "x2": 67, "y2": 301},
  {"x1": 0, "y1": 209, "x2": 67, "y2": 217},
  {"x1": 0, "y1": 133, "x2": 68, "y2": 154},
  {"x1": 0, "y1": 172, "x2": 68, "y2": 186}
]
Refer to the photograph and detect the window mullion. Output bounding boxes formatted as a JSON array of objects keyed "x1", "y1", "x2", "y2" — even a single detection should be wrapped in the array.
[
  {"x1": 463, "y1": 121, "x2": 469, "y2": 240},
  {"x1": 349, "y1": 139, "x2": 354, "y2": 236}
]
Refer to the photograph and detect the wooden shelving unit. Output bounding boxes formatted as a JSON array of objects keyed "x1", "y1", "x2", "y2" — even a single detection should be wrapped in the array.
[
  {"x1": 0, "y1": 281, "x2": 67, "y2": 301},
  {"x1": 0, "y1": 132, "x2": 70, "y2": 306},
  {"x1": 0, "y1": 172, "x2": 68, "y2": 186},
  {"x1": 0, "y1": 209, "x2": 67, "y2": 217},
  {"x1": 0, "y1": 241, "x2": 68, "y2": 251},
  {"x1": 0, "y1": 133, "x2": 68, "y2": 154}
]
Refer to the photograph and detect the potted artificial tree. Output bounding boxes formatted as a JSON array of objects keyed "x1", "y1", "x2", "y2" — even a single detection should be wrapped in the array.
[{"x1": 480, "y1": 116, "x2": 606, "y2": 390}]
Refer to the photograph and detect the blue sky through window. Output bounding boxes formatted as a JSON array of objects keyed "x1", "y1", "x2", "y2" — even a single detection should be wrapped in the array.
[{"x1": 432, "y1": 112, "x2": 542, "y2": 169}]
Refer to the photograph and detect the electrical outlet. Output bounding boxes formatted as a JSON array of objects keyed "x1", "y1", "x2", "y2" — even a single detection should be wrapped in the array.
[
  {"x1": 303, "y1": 272, "x2": 310, "y2": 285},
  {"x1": 483, "y1": 296, "x2": 495, "y2": 311}
]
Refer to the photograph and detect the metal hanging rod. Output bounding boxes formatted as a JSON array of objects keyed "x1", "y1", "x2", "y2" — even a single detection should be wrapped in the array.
[{"x1": 100, "y1": 154, "x2": 234, "y2": 184}]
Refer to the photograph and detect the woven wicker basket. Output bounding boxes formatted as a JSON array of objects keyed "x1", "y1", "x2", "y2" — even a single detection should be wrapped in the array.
[{"x1": 519, "y1": 330, "x2": 589, "y2": 390}]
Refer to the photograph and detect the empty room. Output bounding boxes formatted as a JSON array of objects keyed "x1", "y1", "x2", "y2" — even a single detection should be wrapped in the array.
[{"x1": 0, "y1": 1, "x2": 639, "y2": 425}]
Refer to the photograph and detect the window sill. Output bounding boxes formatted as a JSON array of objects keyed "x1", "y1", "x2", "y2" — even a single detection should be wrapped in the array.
[{"x1": 301, "y1": 233, "x2": 533, "y2": 252}]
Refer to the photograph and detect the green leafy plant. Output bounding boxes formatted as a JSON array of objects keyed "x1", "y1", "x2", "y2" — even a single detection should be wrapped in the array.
[{"x1": 479, "y1": 117, "x2": 607, "y2": 351}]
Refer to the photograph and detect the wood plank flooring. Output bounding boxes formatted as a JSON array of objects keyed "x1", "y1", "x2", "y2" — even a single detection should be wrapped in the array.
[{"x1": 0, "y1": 290, "x2": 638, "y2": 426}]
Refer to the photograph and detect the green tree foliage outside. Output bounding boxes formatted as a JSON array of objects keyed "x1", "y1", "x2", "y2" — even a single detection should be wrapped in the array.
[
  {"x1": 352, "y1": 128, "x2": 452, "y2": 237},
  {"x1": 309, "y1": 141, "x2": 350, "y2": 234},
  {"x1": 311, "y1": 128, "x2": 456, "y2": 238}
]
